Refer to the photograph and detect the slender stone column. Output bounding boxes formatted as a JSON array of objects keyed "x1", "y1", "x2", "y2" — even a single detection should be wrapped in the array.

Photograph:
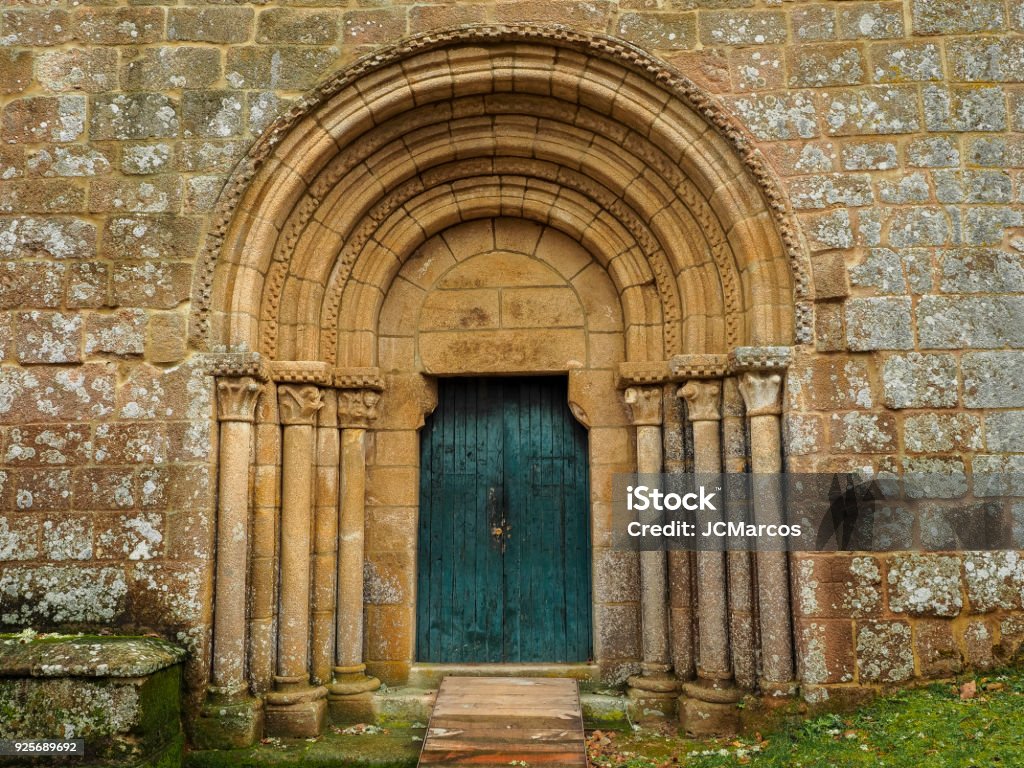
[
  {"x1": 722, "y1": 377, "x2": 756, "y2": 691},
  {"x1": 195, "y1": 376, "x2": 264, "y2": 749},
  {"x1": 328, "y1": 388, "x2": 381, "y2": 722},
  {"x1": 678, "y1": 380, "x2": 742, "y2": 734},
  {"x1": 311, "y1": 391, "x2": 340, "y2": 686},
  {"x1": 738, "y1": 370, "x2": 795, "y2": 697},
  {"x1": 625, "y1": 386, "x2": 677, "y2": 715},
  {"x1": 265, "y1": 383, "x2": 328, "y2": 737}
]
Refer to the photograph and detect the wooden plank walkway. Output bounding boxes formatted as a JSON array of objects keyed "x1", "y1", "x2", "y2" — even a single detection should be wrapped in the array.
[{"x1": 417, "y1": 677, "x2": 587, "y2": 767}]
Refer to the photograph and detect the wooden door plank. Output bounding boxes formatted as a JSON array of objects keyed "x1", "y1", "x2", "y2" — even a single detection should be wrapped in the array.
[{"x1": 418, "y1": 676, "x2": 586, "y2": 768}]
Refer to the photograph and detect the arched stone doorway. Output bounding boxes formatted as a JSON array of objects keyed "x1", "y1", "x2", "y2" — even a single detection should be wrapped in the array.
[{"x1": 192, "y1": 26, "x2": 803, "y2": 745}]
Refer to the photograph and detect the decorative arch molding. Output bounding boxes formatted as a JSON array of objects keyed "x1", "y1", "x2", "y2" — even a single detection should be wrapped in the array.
[
  {"x1": 190, "y1": 24, "x2": 807, "y2": 354},
  {"x1": 194, "y1": 26, "x2": 809, "y2": 745}
]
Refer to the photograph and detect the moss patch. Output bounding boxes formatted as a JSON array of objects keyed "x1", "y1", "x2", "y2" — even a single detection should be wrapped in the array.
[{"x1": 588, "y1": 668, "x2": 1024, "y2": 767}]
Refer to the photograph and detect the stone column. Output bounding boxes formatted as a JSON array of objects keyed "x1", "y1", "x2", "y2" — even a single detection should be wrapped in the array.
[
  {"x1": 625, "y1": 385, "x2": 677, "y2": 715},
  {"x1": 738, "y1": 369, "x2": 795, "y2": 697},
  {"x1": 722, "y1": 377, "x2": 756, "y2": 691},
  {"x1": 678, "y1": 380, "x2": 742, "y2": 734},
  {"x1": 265, "y1": 383, "x2": 328, "y2": 737},
  {"x1": 195, "y1": 376, "x2": 264, "y2": 749},
  {"x1": 328, "y1": 388, "x2": 381, "y2": 722},
  {"x1": 311, "y1": 391, "x2": 339, "y2": 686}
]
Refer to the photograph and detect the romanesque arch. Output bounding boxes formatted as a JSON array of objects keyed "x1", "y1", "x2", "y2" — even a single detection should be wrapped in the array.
[{"x1": 193, "y1": 26, "x2": 804, "y2": 743}]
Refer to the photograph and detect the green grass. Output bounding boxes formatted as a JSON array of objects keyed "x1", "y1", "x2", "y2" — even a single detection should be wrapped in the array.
[{"x1": 588, "y1": 670, "x2": 1024, "y2": 768}]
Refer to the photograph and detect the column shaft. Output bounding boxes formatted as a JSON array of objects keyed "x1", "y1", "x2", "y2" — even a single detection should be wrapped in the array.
[
  {"x1": 312, "y1": 391, "x2": 339, "y2": 686},
  {"x1": 739, "y1": 371, "x2": 794, "y2": 693}
]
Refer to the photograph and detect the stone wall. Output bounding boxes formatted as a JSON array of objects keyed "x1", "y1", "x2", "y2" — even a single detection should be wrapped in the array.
[{"x1": 1, "y1": 0, "x2": 1023, "y2": 717}]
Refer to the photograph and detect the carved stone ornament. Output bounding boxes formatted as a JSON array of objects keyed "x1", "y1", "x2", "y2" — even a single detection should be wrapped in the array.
[
  {"x1": 624, "y1": 386, "x2": 663, "y2": 426},
  {"x1": 737, "y1": 372, "x2": 783, "y2": 417},
  {"x1": 728, "y1": 346, "x2": 793, "y2": 374},
  {"x1": 678, "y1": 380, "x2": 722, "y2": 423},
  {"x1": 337, "y1": 389, "x2": 381, "y2": 428},
  {"x1": 205, "y1": 352, "x2": 270, "y2": 382},
  {"x1": 617, "y1": 361, "x2": 671, "y2": 388},
  {"x1": 216, "y1": 377, "x2": 263, "y2": 423},
  {"x1": 277, "y1": 384, "x2": 324, "y2": 426},
  {"x1": 669, "y1": 354, "x2": 729, "y2": 380}
]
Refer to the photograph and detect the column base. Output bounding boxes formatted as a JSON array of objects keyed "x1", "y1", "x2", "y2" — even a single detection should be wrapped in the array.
[
  {"x1": 679, "y1": 680, "x2": 743, "y2": 736},
  {"x1": 327, "y1": 665, "x2": 381, "y2": 723},
  {"x1": 626, "y1": 672, "x2": 678, "y2": 720},
  {"x1": 192, "y1": 690, "x2": 264, "y2": 749},
  {"x1": 264, "y1": 684, "x2": 328, "y2": 738},
  {"x1": 761, "y1": 680, "x2": 799, "y2": 701}
]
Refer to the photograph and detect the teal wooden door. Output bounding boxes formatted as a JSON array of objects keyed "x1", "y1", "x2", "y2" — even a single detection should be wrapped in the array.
[{"x1": 417, "y1": 377, "x2": 592, "y2": 663}]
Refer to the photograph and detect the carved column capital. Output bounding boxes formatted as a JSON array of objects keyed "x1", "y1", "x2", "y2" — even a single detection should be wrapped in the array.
[
  {"x1": 738, "y1": 371, "x2": 783, "y2": 417},
  {"x1": 678, "y1": 380, "x2": 722, "y2": 422},
  {"x1": 625, "y1": 386, "x2": 662, "y2": 426},
  {"x1": 337, "y1": 388, "x2": 381, "y2": 429},
  {"x1": 278, "y1": 384, "x2": 324, "y2": 426},
  {"x1": 216, "y1": 377, "x2": 262, "y2": 423}
]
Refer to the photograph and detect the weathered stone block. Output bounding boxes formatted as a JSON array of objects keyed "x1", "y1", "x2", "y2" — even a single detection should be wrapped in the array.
[
  {"x1": 949, "y1": 38, "x2": 1024, "y2": 83},
  {"x1": 962, "y1": 620, "x2": 995, "y2": 669},
  {"x1": 43, "y1": 516, "x2": 93, "y2": 561},
  {"x1": 247, "y1": 92, "x2": 288, "y2": 135},
  {"x1": 0, "y1": 217, "x2": 96, "y2": 260},
  {"x1": 789, "y1": 174, "x2": 872, "y2": 210},
  {"x1": 0, "y1": 51, "x2": 32, "y2": 95},
  {"x1": 918, "y1": 297, "x2": 1024, "y2": 349},
  {"x1": 842, "y1": 141, "x2": 897, "y2": 170},
  {"x1": 793, "y1": 555, "x2": 881, "y2": 619},
  {"x1": 257, "y1": 8, "x2": 339, "y2": 44},
  {"x1": 729, "y1": 48, "x2": 785, "y2": 92},
  {"x1": 882, "y1": 353, "x2": 958, "y2": 409},
  {"x1": 934, "y1": 170, "x2": 1012, "y2": 204},
  {"x1": 985, "y1": 411, "x2": 1024, "y2": 452},
  {"x1": 36, "y1": 48, "x2": 117, "y2": 93},
  {"x1": 4, "y1": 424, "x2": 91, "y2": 468},
  {"x1": 791, "y1": 5, "x2": 835, "y2": 42},
  {"x1": 964, "y1": 206, "x2": 1023, "y2": 246},
  {"x1": 803, "y1": 209, "x2": 852, "y2": 251},
  {"x1": 870, "y1": 41, "x2": 942, "y2": 82},
  {"x1": 0, "y1": 9, "x2": 72, "y2": 46},
  {"x1": 878, "y1": 171, "x2": 929, "y2": 204},
  {"x1": 887, "y1": 554, "x2": 962, "y2": 617},
  {"x1": 837, "y1": 2, "x2": 904, "y2": 39},
  {"x1": 226, "y1": 46, "x2": 338, "y2": 90},
  {"x1": 145, "y1": 312, "x2": 187, "y2": 365},
  {"x1": 183, "y1": 91, "x2": 244, "y2": 139},
  {"x1": 0, "y1": 180, "x2": 85, "y2": 215},
  {"x1": 904, "y1": 413, "x2": 981, "y2": 453},
  {"x1": 89, "y1": 177, "x2": 181, "y2": 215},
  {"x1": 17, "y1": 311, "x2": 82, "y2": 364},
  {"x1": 830, "y1": 411, "x2": 896, "y2": 453},
  {"x1": 856, "y1": 620, "x2": 913, "y2": 682},
  {"x1": 0, "y1": 262, "x2": 64, "y2": 309},
  {"x1": 907, "y1": 135, "x2": 960, "y2": 167},
  {"x1": 67, "y1": 262, "x2": 109, "y2": 309},
  {"x1": 85, "y1": 308, "x2": 147, "y2": 357},
  {"x1": 168, "y1": 7, "x2": 254, "y2": 43},
  {"x1": 964, "y1": 552, "x2": 1024, "y2": 612},
  {"x1": 13, "y1": 469, "x2": 72, "y2": 512},
  {"x1": 821, "y1": 85, "x2": 919, "y2": 135},
  {"x1": 845, "y1": 297, "x2": 913, "y2": 350},
  {"x1": 90, "y1": 94, "x2": 179, "y2": 140},
  {"x1": 796, "y1": 619, "x2": 855, "y2": 684},
  {"x1": 912, "y1": 0, "x2": 1004, "y2": 34},
  {"x1": 72, "y1": 7, "x2": 164, "y2": 45},
  {"x1": 121, "y1": 143, "x2": 173, "y2": 176},
  {"x1": 111, "y1": 262, "x2": 192, "y2": 309},
  {"x1": 728, "y1": 90, "x2": 819, "y2": 142},
  {"x1": 1, "y1": 96, "x2": 84, "y2": 143},
  {"x1": 26, "y1": 146, "x2": 111, "y2": 178},
  {"x1": 788, "y1": 356, "x2": 875, "y2": 410},
  {"x1": 924, "y1": 85, "x2": 1006, "y2": 132},
  {"x1": 617, "y1": 13, "x2": 697, "y2": 50},
  {"x1": 0, "y1": 364, "x2": 115, "y2": 424},
  {"x1": 887, "y1": 207, "x2": 950, "y2": 247},
  {"x1": 120, "y1": 47, "x2": 221, "y2": 91},
  {"x1": 699, "y1": 10, "x2": 786, "y2": 45},
  {"x1": 915, "y1": 620, "x2": 962, "y2": 677},
  {"x1": 0, "y1": 566, "x2": 126, "y2": 625},
  {"x1": 0, "y1": 516, "x2": 38, "y2": 561},
  {"x1": 788, "y1": 44, "x2": 864, "y2": 87},
  {"x1": 101, "y1": 216, "x2": 201, "y2": 262}
]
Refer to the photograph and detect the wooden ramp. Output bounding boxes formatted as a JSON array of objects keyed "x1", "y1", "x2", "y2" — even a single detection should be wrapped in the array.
[{"x1": 417, "y1": 677, "x2": 587, "y2": 767}]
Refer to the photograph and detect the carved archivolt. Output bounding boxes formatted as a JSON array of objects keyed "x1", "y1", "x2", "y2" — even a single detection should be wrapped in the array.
[{"x1": 194, "y1": 26, "x2": 802, "y2": 360}]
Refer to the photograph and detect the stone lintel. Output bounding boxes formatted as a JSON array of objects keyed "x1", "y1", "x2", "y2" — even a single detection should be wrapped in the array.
[
  {"x1": 728, "y1": 346, "x2": 793, "y2": 374},
  {"x1": 205, "y1": 351, "x2": 271, "y2": 382}
]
